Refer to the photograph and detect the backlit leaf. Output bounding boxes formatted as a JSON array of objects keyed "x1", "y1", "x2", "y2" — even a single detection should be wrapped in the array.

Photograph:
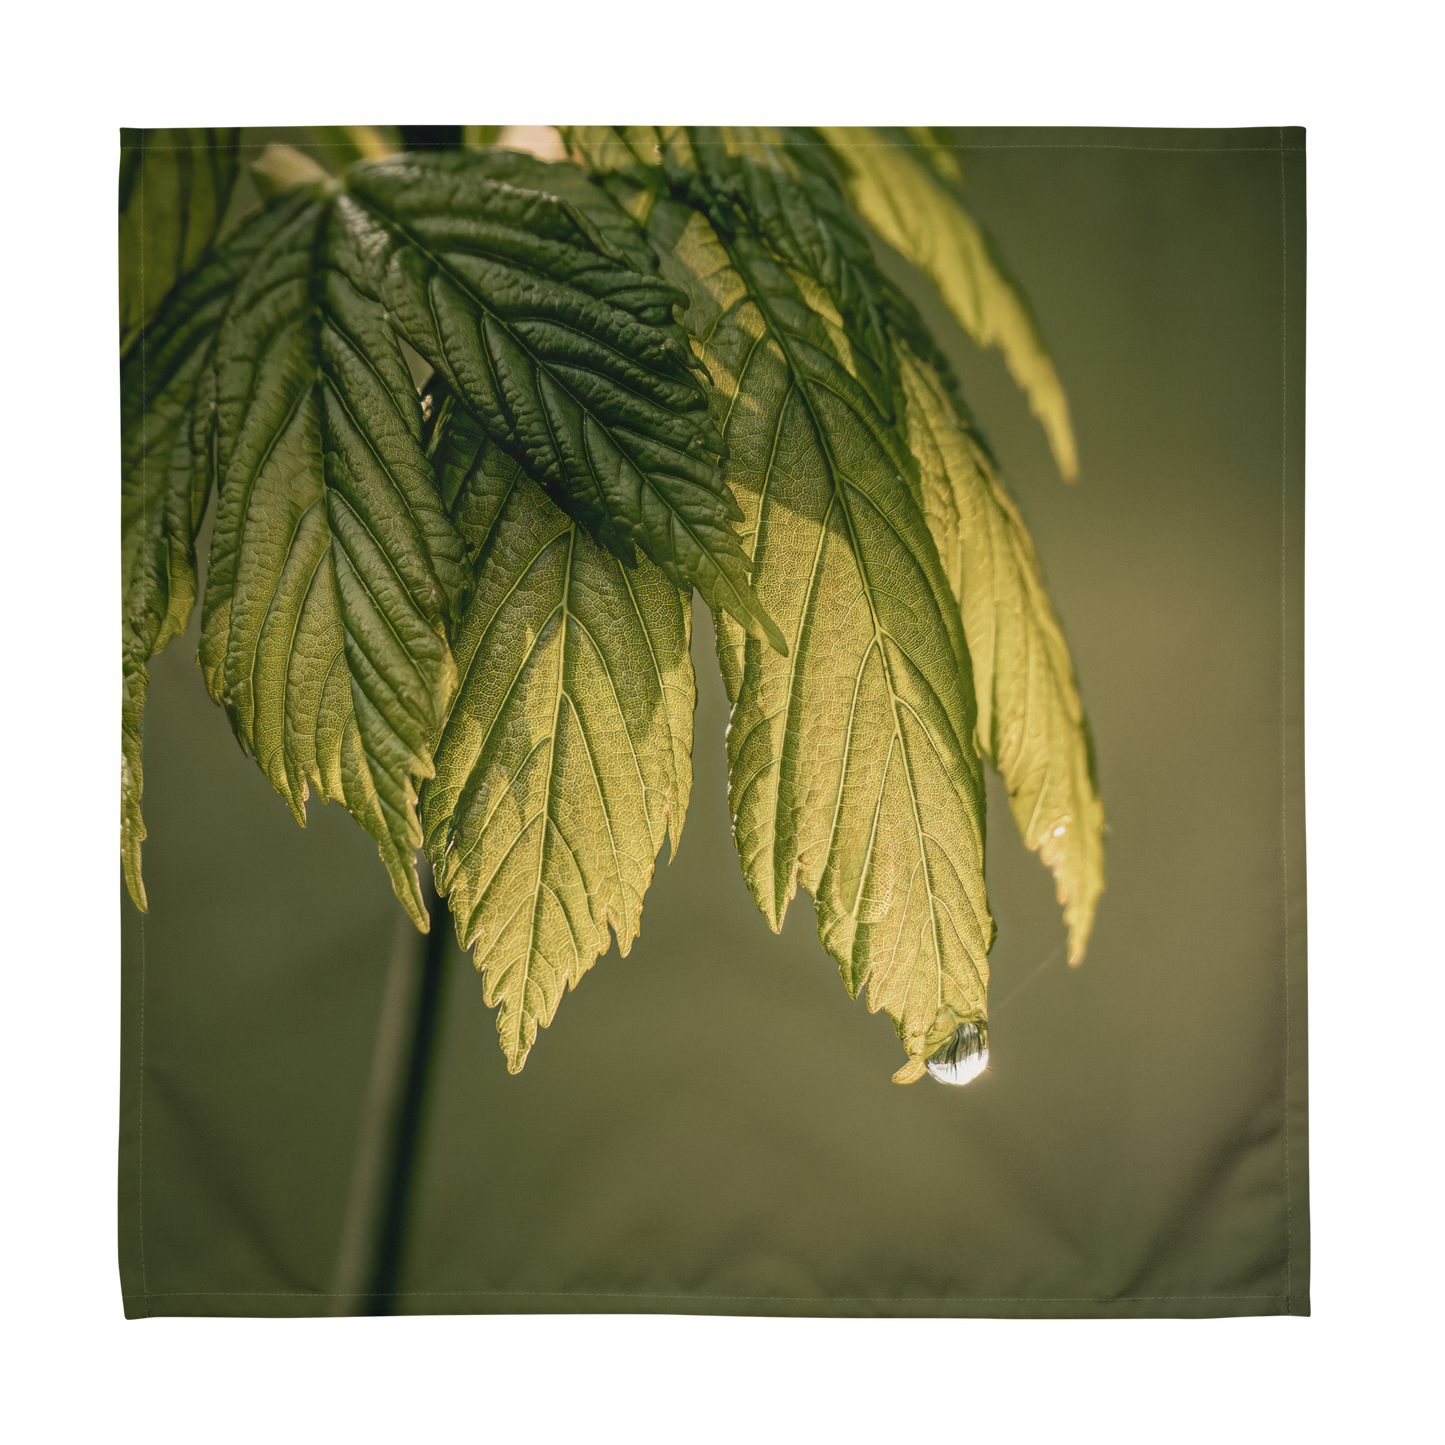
[
  {"x1": 646, "y1": 193, "x2": 994, "y2": 1078},
  {"x1": 820, "y1": 127, "x2": 1080, "y2": 481},
  {"x1": 421, "y1": 403, "x2": 694, "y2": 1071},
  {"x1": 125, "y1": 149, "x2": 766, "y2": 923},
  {"x1": 899, "y1": 346, "x2": 1103, "y2": 961}
]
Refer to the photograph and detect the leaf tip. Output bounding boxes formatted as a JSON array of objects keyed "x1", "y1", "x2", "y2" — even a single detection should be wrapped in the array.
[
  {"x1": 122, "y1": 820, "x2": 149, "y2": 913},
  {"x1": 757, "y1": 611, "x2": 789, "y2": 658}
]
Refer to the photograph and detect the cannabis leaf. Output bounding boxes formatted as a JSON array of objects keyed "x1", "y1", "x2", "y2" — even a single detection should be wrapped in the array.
[
  {"x1": 119, "y1": 129, "x2": 241, "y2": 354},
  {"x1": 898, "y1": 347, "x2": 1104, "y2": 962},
  {"x1": 420, "y1": 402, "x2": 694, "y2": 1071},
  {"x1": 820, "y1": 127, "x2": 1080, "y2": 481},
  {"x1": 645, "y1": 192, "x2": 995, "y2": 1078}
]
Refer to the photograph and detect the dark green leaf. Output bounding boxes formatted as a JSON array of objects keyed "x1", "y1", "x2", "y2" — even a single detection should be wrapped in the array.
[
  {"x1": 119, "y1": 128, "x2": 242, "y2": 354},
  {"x1": 120, "y1": 200, "x2": 306, "y2": 910},
  {"x1": 341, "y1": 150, "x2": 784, "y2": 654}
]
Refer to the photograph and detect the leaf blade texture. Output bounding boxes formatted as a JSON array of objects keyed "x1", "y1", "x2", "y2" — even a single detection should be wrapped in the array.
[
  {"x1": 421, "y1": 403, "x2": 695, "y2": 1071},
  {"x1": 195, "y1": 188, "x2": 471, "y2": 928},
  {"x1": 646, "y1": 194, "x2": 995, "y2": 1074},
  {"x1": 820, "y1": 127, "x2": 1080, "y2": 481},
  {"x1": 120, "y1": 200, "x2": 302, "y2": 909},
  {"x1": 341, "y1": 149, "x2": 783, "y2": 654},
  {"x1": 899, "y1": 347, "x2": 1104, "y2": 962}
]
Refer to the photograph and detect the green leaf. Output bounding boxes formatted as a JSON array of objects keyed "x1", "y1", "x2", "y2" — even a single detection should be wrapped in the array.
[
  {"x1": 195, "y1": 187, "x2": 471, "y2": 929},
  {"x1": 420, "y1": 403, "x2": 694, "y2": 1072},
  {"x1": 819, "y1": 127, "x2": 1080, "y2": 481},
  {"x1": 121, "y1": 199, "x2": 307, "y2": 910},
  {"x1": 898, "y1": 346, "x2": 1104, "y2": 962},
  {"x1": 646, "y1": 194, "x2": 994, "y2": 1079},
  {"x1": 564, "y1": 126, "x2": 902, "y2": 424},
  {"x1": 340, "y1": 149, "x2": 784, "y2": 654},
  {"x1": 124, "y1": 150, "x2": 768, "y2": 920},
  {"x1": 119, "y1": 129, "x2": 242, "y2": 354}
]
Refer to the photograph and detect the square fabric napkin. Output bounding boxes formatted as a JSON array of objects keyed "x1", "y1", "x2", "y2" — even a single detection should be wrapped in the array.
[{"x1": 112, "y1": 124, "x2": 1312, "y2": 1323}]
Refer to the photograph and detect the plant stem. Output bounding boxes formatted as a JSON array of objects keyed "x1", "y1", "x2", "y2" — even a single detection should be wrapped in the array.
[
  {"x1": 328, "y1": 869, "x2": 450, "y2": 1315},
  {"x1": 367, "y1": 877, "x2": 449, "y2": 1313}
]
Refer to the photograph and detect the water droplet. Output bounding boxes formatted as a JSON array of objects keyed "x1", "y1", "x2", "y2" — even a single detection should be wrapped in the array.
[{"x1": 927, "y1": 1019, "x2": 989, "y2": 1086}]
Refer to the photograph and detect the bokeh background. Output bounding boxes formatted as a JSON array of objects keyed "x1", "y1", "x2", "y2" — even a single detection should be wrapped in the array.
[{"x1": 119, "y1": 126, "x2": 1307, "y2": 1318}]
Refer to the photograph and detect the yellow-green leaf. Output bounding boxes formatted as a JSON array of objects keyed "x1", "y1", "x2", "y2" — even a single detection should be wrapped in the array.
[
  {"x1": 421, "y1": 405, "x2": 694, "y2": 1072},
  {"x1": 899, "y1": 347, "x2": 1103, "y2": 962},
  {"x1": 820, "y1": 127, "x2": 1079, "y2": 481},
  {"x1": 648, "y1": 195, "x2": 994, "y2": 1076}
]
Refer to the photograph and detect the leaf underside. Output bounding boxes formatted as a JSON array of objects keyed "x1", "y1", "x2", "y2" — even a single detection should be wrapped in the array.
[
  {"x1": 422, "y1": 403, "x2": 694, "y2": 1071},
  {"x1": 898, "y1": 349, "x2": 1104, "y2": 962},
  {"x1": 644, "y1": 180, "x2": 995, "y2": 1071},
  {"x1": 569, "y1": 125, "x2": 1101, "y2": 971},
  {"x1": 819, "y1": 127, "x2": 1080, "y2": 481},
  {"x1": 123, "y1": 132, "x2": 1099, "y2": 1082}
]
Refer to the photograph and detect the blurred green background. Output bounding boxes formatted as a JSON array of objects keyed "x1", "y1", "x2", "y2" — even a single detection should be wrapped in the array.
[{"x1": 119, "y1": 126, "x2": 1307, "y2": 1318}]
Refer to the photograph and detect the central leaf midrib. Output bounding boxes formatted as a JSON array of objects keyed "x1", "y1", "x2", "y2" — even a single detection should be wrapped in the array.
[
  {"x1": 569, "y1": 602, "x2": 655, "y2": 870},
  {"x1": 367, "y1": 190, "x2": 693, "y2": 453},
  {"x1": 364, "y1": 190, "x2": 762, "y2": 630},
  {"x1": 319, "y1": 290, "x2": 440, "y2": 554},
  {"x1": 443, "y1": 513, "x2": 570, "y2": 782},
  {"x1": 720, "y1": 219, "x2": 967, "y2": 1006},
  {"x1": 613, "y1": 561, "x2": 683, "y2": 810},
  {"x1": 230, "y1": 368, "x2": 312, "y2": 730},
  {"x1": 272, "y1": 499, "x2": 328, "y2": 796},
  {"x1": 513, "y1": 523, "x2": 579, "y2": 1063}
]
